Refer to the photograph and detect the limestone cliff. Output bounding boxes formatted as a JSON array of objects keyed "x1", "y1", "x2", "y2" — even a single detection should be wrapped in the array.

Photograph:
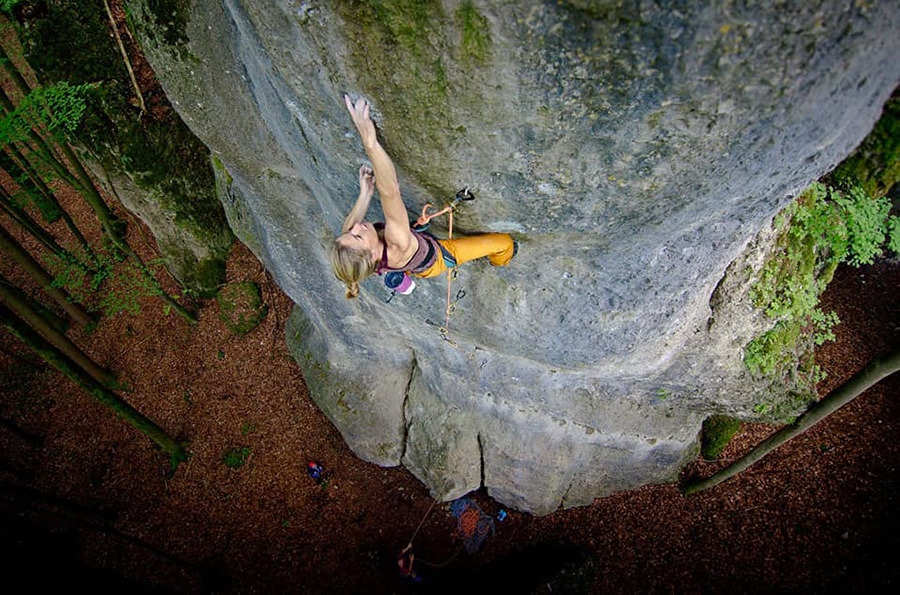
[{"x1": 127, "y1": 0, "x2": 899, "y2": 513}]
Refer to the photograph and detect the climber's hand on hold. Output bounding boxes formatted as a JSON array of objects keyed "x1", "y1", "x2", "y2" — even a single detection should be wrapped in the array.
[
  {"x1": 344, "y1": 94, "x2": 377, "y2": 149},
  {"x1": 358, "y1": 164, "x2": 375, "y2": 199}
]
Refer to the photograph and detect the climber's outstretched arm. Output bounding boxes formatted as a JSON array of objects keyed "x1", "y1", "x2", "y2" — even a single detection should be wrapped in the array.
[
  {"x1": 344, "y1": 95, "x2": 413, "y2": 252},
  {"x1": 341, "y1": 165, "x2": 375, "y2": 233}
]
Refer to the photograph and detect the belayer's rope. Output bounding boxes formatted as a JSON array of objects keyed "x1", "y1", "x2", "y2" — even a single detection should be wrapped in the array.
[{"x1": 407, "y1": 498, "x2": 438, "y2": 548}]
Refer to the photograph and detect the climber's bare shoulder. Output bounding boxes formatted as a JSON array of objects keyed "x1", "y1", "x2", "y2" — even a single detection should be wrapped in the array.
[{"x1": 383, "y1": 221, "x2": 417, "y2": 267}]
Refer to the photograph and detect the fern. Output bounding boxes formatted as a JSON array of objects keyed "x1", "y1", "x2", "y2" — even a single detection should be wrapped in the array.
[
  {"x1": 0, "y1": 82, "x2": 92, "y2": 146},
  {"x1": 888, "y1": 216, "x2": 900, "y2": 256},
  {"x1": 744, "y1": 181, "x2": 894, "y2": 380},
  {"x1": 20, "y1": 82, "x2": 93, "y2": 133},
  {"x1": 832, "y1": 186, "x2": 891, "y2": 266}
]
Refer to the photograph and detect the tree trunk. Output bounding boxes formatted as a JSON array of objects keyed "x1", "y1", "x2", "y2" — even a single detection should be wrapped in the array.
[
  {"x1": 682, "y1": 349, "x2": 900, "y2": 495},
  {"x1": 0, "y1": 148, "x2": 61, "y2": 221},
  {"x1": 0, "y1": 275, "x2": 68, "y2": 333},
  {"x1": 0, "y1": 90, "x2": 197, "y2": 324},
  {"x1": 3, "y1": 143, "x2": 97, "y2": 262},
  {"x1": 0, "y1": 223, "x2": 94, "y2": 328},
  {"x1": 0, "y1": 185, "x2": 77, "y2": 263},
  {"x1": 0, "y1": 416, "x2": 44, "y2": 447},
  {"x1": 0, "y1": 272, "x2": 115, "y2": 387},
  {"x1": 102, "y1": 0, "x2": 145, "y2": 114},
  {"x1": 0, "y1": 303, "x2": 188, "y2": 466}
]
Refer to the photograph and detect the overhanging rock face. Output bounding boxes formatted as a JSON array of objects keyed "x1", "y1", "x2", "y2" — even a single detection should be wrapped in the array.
[{"x1": 128, "y1": 1, "x2": 900, "y2": 514}]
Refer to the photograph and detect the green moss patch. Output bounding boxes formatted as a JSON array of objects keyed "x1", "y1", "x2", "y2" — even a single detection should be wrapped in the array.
[
  {"x1": 222, "y1": 446, "x2": 250, "y2": 469},
  {"x1": 191, "y1": 258, "x2": 226, "y2": 298},
  {"x1": 335, "y1": 1, "x2": 461, "y2": 197},
  {"x1": 831, "y1": 92, "x2": 900, "y2": 199},
  {"x1": 217, "y1": 281, "x2": 268, "y2": 337},
  {"x1": 455, "y1": 1, "x2": 491, "y2": 66},
  {"x1": 700, "y1": 415, "x2": 741, "y2": 460}
]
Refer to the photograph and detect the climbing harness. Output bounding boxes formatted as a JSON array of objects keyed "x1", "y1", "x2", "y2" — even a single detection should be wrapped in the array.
[{"x1": 413, "y1": 188, "x2": 475, "y2": 340}]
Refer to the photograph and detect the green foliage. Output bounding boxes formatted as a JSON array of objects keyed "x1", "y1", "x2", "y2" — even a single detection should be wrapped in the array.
[
  {"x1": 0, "y1": 82, "x2": 92, "y2": 145},
  {"x1": 0, "y1": 0, "x2": 23, "y2": 15},
  {"x1": 217, "y1": 281, "x2": 268, "y2": 337},
  {"x1": 889, "y1": 217, "x2": 900, "y2": 255},
  {"x1": 744, "y1": 321, "x2": 800, "y2": 376},
  {"x1": 700, "y1": 415, "x2": 741, "y2": 460},
  {"x1": 831, "y1": 186, "x2": 892, "y2": 266},
  {"x1": 98, "y1": 261, "x2": 162, "y2": 316},
  {"x1": 810, "y1": 308, "x2": 839, "y2": 346},
  {"x1": 222, "y1": 446, "x2": 251, "y2": 469},
  {"x1": 49, "y1": 249, "x2": 117, "y2": 307},
  {"x1": 745, "y1": 182, "x2": 897, "y2": 379},
  {"x1": 15, "y1": 0, "x2": 232, "y2": 277},
  {"x1": 48, "y1": 245, "x2": 168, "y2": 318},
  {"x1": 24, "y1": 82, "x2": 93, "y2": 133}
]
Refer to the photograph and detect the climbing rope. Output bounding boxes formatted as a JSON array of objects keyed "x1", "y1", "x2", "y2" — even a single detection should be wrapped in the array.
[
  {"x1": 415, "y1": 188, "x2": 474, "y2": 340},
  {"x1": 407, "y1": 498, "x2": 438, "y2": 548},
  {"x1": 416, "y1": 545, "x2": 464, "y2": 568}
]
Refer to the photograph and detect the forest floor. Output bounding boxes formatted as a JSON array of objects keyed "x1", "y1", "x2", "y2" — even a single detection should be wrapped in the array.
[{"x1": 1, "y1": 226, "x2": 899, "y2": 594}]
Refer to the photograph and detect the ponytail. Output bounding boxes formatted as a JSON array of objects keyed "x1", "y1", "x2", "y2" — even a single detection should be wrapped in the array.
[{"x1": 331, "y1": 240, "x2": 376, "y2": 299}]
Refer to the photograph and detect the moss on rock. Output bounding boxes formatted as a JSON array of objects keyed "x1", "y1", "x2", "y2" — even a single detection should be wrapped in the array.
[
  {"x1": 699, "y1": 415, "x2": 741, "y2": 460},
  {"x1": 217, "y1": 281, "x2": 268, "y2": 337},
  {"x1": 334, "y1": 0, "x2": 483, "y2": 199},
  {"x1": 455, "y1": 1, "x2": 491, "y2": 66},
  {"x1": 136, "y1": 0, "x2": 191, "y2": 54},
  {"x1": 831, "y1": 92, "x2": 900, "y2": 199}
]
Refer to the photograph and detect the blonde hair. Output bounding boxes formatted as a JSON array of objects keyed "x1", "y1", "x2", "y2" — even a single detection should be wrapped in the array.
[{"x1": 331, "y1": 239, "x2": 376, "y2": 299}]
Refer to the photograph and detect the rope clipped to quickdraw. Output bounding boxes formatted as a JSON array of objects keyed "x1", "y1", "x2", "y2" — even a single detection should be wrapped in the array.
[{"x1": 415, "y1": 188, "x2": 474, "y2": 340}]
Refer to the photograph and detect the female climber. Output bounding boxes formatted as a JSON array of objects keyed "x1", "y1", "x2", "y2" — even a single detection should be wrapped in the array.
[{"x1": 331, "y1": 95, "x2": 516, "y2": 299}]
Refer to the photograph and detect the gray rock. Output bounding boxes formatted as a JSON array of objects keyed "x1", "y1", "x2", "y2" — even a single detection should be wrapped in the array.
[
  {"x1": 85, "y1": 156, "x2": 233, "y2": 297},
  {"x1": 127, "y1": 0, "x2": 900, "y2": 513}
]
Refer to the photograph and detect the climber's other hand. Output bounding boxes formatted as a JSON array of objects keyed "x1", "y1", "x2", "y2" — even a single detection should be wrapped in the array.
[{"x1": 359, "y1": 164, "x2": 375, "y2": 198}]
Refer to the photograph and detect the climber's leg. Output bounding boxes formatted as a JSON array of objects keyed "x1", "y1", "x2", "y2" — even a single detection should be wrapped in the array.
[{"x1": 440, "y1": 233, "x2": 515, "y2": 267}]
